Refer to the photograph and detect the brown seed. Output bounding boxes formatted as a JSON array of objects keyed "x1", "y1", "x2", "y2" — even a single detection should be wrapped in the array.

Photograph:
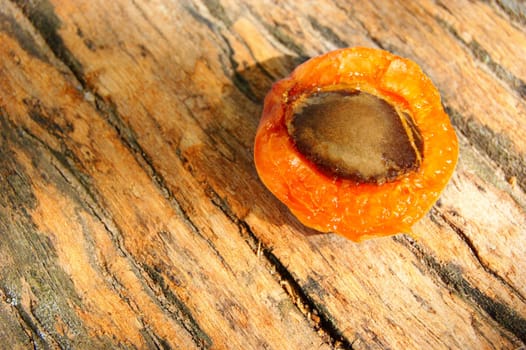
[{"x1": 288, "y1": 90, "x2": 424, "y2": 183}]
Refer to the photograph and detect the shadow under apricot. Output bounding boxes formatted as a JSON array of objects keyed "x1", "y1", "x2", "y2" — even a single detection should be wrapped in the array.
[
  {"x1": 224, "y1": 54, "x2": 330, "y2": 237},
  {"x1": 230, "y1": 54, "x2": 309, "y2": 105}
]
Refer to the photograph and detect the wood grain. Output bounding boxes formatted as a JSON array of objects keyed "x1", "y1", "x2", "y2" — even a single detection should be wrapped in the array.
[{"x1": 1, "y1": 0, "x2": 525, "y2": 349}]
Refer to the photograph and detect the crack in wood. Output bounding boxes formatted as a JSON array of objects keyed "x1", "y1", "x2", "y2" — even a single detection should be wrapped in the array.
[
  {"x1": 204, "y1": 186, "x2": 353, "y2": 350},
  {"x1": 259, "y1": 20, "x2": 307, "y2": 57},
  {"x1": 433, "y1": 11, "x2": 526, "y2": 98},
  {"x1": 141, "y1": 264, "x2": 213, "y2": 349},
  {"x1": 395, "y1": 235, "x2": 526, "y2": 344},
  {"x1": 430, "y1": 208, "x2": 526, "y2": 303},
  {"x1": 308, "y1": 16, "x2": 348, "y2": 48},
  {"x1": 11, "y1": 0, "x2": 85, "y2": 84},
  {"x1": 201, "y1": 0, "x2": 233, "y2": 28},
  {"x1": 493, "y1": 0, "x2": 526, "y2": 26},
  {"x1": 445, "y1": 105, "x2": 526, "y2": 193},
  {"x1": 140, "y1": 327, "x2": 173, "y2": 350},
  {"x1": 0, "y1": 9, "x2": 49, "y2": 63}
]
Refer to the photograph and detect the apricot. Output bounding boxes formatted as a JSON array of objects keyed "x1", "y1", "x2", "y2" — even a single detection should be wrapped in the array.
[{"x1": 254, "y1": 47, "x2": 458, "y2": 241}]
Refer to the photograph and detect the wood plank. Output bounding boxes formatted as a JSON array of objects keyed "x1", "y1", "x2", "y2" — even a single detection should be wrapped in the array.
[
  {"x1": 0, "y1": 1, "x2": 331, "y2": 348},
  {"x1": 1, "y1": 0, "x2": 525, "y2": 349}
]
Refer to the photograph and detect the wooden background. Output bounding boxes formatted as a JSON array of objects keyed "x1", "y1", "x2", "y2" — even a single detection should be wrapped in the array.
[{"x1": 1, "y1": 0, "x2": 525, "y2": 349}]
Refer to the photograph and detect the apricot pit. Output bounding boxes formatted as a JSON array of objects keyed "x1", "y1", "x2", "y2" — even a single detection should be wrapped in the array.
[{"x1": 288, "y1": 90, "x2": 423, "y2": 184}]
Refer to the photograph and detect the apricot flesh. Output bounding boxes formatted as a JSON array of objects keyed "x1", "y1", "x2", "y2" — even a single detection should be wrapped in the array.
[{"x1": 254, "y1": 47, "x2": 458, "y2": 241}]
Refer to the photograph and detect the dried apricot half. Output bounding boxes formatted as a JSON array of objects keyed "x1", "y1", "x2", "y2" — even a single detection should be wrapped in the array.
[{"x1": 254, "y1": 47, "x2": 458, "y2": 241}]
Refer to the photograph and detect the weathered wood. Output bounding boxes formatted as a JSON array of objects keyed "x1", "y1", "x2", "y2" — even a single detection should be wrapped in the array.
[{"x1": 1, "y1": 0, "x2": 525, "y2": 349}]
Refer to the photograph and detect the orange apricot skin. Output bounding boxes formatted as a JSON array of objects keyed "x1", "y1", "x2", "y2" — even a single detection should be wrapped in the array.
[{"x1": 254, "y1": 47, "x2": 459, "y2": 241}]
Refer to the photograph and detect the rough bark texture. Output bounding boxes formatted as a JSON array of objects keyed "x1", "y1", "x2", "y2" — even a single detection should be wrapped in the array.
[{"x1": 0, "y1": 0, "x2": 525, "y2": 349}]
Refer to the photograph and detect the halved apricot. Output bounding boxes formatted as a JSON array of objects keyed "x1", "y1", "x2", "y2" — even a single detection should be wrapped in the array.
[{"x1": 254, "y1": 47, "x2": 458, "y2": 241}]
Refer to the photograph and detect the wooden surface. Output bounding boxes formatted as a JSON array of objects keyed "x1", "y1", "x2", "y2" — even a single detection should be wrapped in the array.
[{"x1": 1, "y1": 0, "x2": 525, "y2": 349}]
